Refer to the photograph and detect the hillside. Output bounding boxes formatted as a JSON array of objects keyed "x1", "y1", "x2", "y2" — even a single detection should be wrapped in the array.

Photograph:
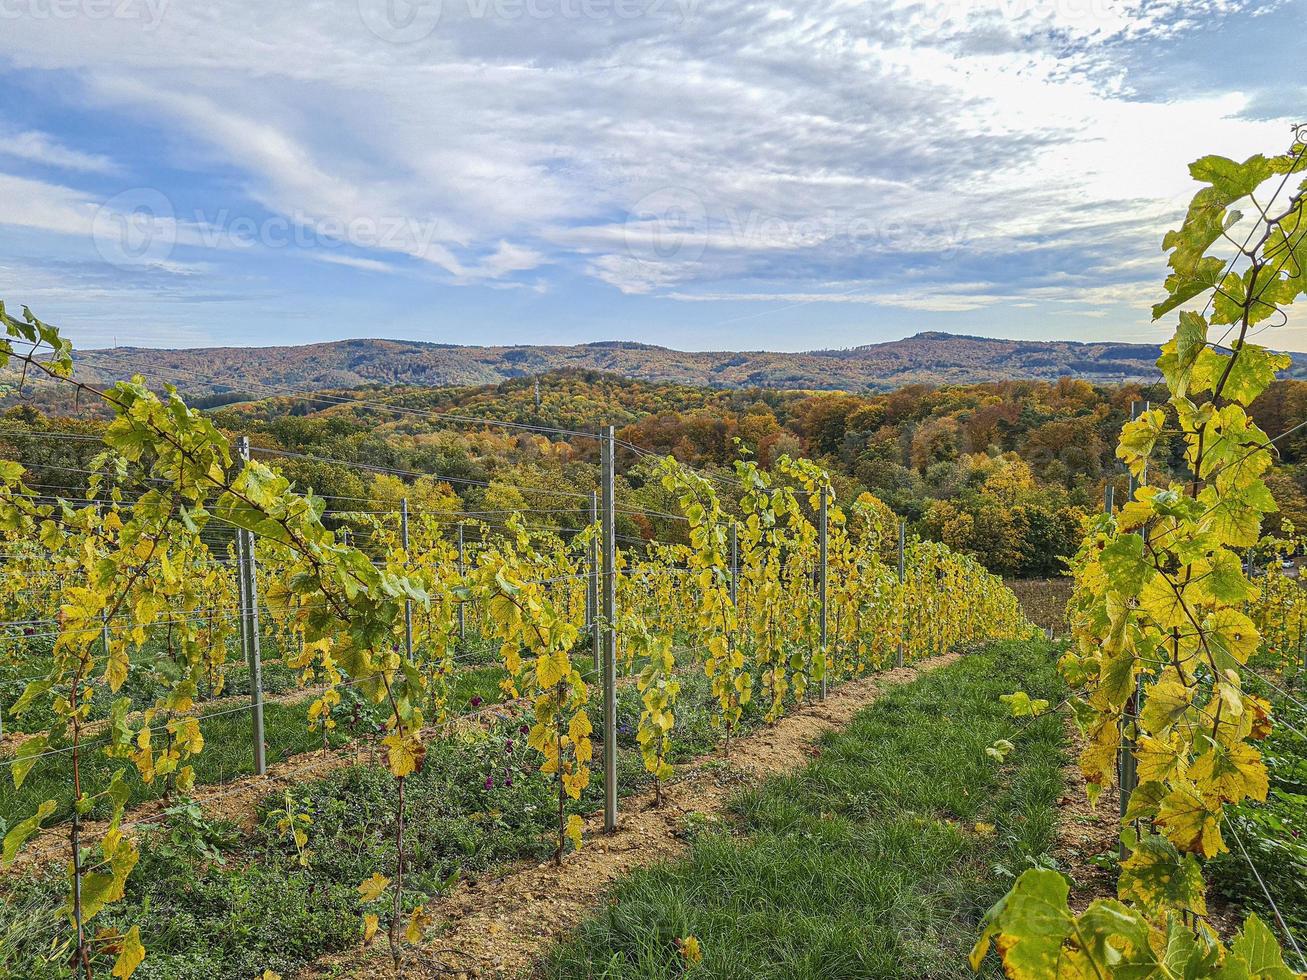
[{"x1": 55, "y1": 331, "x2": 1305, "y2": 401}]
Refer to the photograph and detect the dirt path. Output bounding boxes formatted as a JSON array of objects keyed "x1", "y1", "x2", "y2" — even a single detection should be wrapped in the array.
[
  {"x1": 1050, "y1": 713, "x2": 1120, "y2": 912},
  {"x1": 309, "y1": 651, "x2": 961, "y2": 980}
]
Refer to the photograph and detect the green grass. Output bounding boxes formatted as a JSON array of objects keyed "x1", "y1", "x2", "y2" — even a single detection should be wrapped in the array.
[{"x1": 544, "y1": 638, "x2": 1067, "y2": 980}]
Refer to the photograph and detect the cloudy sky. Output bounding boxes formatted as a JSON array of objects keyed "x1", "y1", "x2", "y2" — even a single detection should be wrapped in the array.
[{"x1": 0, "y1": 0, "x2": 1302, "y2": 351}]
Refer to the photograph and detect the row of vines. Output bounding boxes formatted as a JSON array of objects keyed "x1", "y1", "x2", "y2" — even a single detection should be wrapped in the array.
[{"x1": 0, "y1": 299, "x2": 1033, "y2": 978}]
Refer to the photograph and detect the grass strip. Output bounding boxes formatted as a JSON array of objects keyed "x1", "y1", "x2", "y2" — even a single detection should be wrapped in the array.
[{"x1": 544, "y1": 638, "x2": 1066, "y2": 980}]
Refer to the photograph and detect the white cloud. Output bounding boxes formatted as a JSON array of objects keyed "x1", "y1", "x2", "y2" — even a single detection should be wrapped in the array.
[
  {"x1": 0, "y1": 172, "x2": 99, "y2": 236},
  {"x1": 0, "y1": 0, "x2": 1299, "y2": 325},
  {"x1": 311, "y1": 253, "x2": 397, "y2": 273},
  {"x1": 0, "y1": 130, "x2": 122, "y2": 174}
]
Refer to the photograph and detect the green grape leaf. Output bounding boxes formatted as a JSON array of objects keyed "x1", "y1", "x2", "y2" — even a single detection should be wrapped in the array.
[
  {"x1": 11, "y1": 733, "x2": 48, "y2": 790},
  {"x1": 1100, "y1": 533, "x2": 1152, "y2": 595},
  {"x1": 970, "y1": 868, "x2": 1073, "y2": 977},
  {"x1": 1, "y1": 799, "x2": 57, "y2": 866},
  {"x1": 1217, "y1": 913, "x2": 1301, "y2": 979},
  {"x1": 1220, "y1": 345, "x2": 1293, "y2": 406}
]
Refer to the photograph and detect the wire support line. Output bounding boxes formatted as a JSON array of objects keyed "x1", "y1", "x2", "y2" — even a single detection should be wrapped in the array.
[
  {"x1": 1224, "y1": 816, "x2": 1307, "y2": 971},
  {"x1": 0, "y1": 647, "x2": 501, "y2": 769}
]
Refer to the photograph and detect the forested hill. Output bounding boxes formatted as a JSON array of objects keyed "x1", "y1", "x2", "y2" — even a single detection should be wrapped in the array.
[{"x1": 61, "y1": 331, "x2": 1307, "y2": 400}]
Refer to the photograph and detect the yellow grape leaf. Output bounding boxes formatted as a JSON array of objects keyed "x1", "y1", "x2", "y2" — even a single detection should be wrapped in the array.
[
  {"x1": 1117, "y1": 833, "x2": 1207, "y2": 917},
  {"x1": 405, "y1": 906, "x2": 426, "y2": 944},
  {"x1": 536, "y1": 651, "x2": 565, "y2": 688},
  {"x1": 169, "y1": 717, "x2": 204, "y2": 755},
  {"x1": 1156, "y1": 786, "x2": 1225, "y2": 857},
  {"x1": 970, "y1": 868, "x2": 1072, "y2": 975},
  {"x1": 1135, "y1": 736, "x2": 1187, "y2": 786},
  {"x1": 1202, "y1": 607, "x2": 1260, "y2": 670},
  {"x1": 974, "y1": 822, "x2": 996, "y2": 836},
  {"x1": 565, "y1": 813, "x2": 584, "y2": 852},
  {"x1": 568, "y1": 710, "x2": 593, "y2": 745},
  {"x1": 1138, "y1": 575, "x2": 1189, "y2": 631},
  {"x1": 562, "y1": 769, "x2": 590, "y2": 798},
  {"x1": 357, "y1": 872, "x2": 390, "y2": 902},
  {"x1": 381, "y1": 734, "x2": 424, "y2": 778},
  {"x1": 1188, "y1": 739, "x2": 1268, "y2": 805},
  {"x1": 678, "y1": 935, "x2": 703, "y2": 965},
  {"x1": 110, "y1": 926, "x2": 145, "y2": 978},
  {"x1": 361, "y1": 913, "x2": 379, "y2": 945},
  {"x1": 999, "y1": 692, "x2": 1048, "y2": 718}
]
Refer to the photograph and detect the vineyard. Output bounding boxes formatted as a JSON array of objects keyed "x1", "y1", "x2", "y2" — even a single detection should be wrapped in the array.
[
  {"x1": 1, "y1": 132, "x2": 1307, "y2": 980},
  {"x1": 0, "y1": 317, "x2": 1035, "y2": 978}
]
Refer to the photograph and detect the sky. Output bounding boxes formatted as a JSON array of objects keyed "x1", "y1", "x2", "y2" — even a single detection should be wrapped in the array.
[{"x1": 0, "y1": 0, "x2": 1303, "y2": 353}]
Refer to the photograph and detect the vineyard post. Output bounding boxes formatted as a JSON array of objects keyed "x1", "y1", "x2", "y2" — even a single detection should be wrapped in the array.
[
  {"x1": 818, "y1": 485, "x2": 828, "y2": 699},
  {"x1": 600, "y1": 425, "x2": 618, "y2": 832},
  {"x1": 235, "y1": 436, "x2": 267, "y2": 776},
  {"x1": 590, "y1": 489, "x2": 601, "y2": 672},
  {"x1": 457, "y1": 522, "x2": 466, "y2": 645},
  {"x1": 896, "y1": 519, "x2": 905, "y2": 668},
  {"x1": 401, "y1": 497, "x2": 413, "y2": 662}
]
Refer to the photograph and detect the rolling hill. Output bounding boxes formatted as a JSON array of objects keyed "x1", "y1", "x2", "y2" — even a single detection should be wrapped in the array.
[{"x1": 36, "y1": 331, "x2": 1307, "y2": 402}]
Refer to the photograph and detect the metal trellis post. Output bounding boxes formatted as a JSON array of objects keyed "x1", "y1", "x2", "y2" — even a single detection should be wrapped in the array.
[
  {"x1": 235, "y1": 436, "x2": 267, "y2": 776},
  {"x1": 896, "y1": 519, "x2": 906, "y2": 668},
  {"x1": 591, "y1": 489, "x2": 601, "y2": 672},
  {"x1": 818, "y1": 486, "x2": 829, "y2": 699},
  {"x1": 457, "y1": 522, "x2": 467, "y2": 645},
  {"x1": 600, "y1": 426, "x2": 618, "y2": 833}
]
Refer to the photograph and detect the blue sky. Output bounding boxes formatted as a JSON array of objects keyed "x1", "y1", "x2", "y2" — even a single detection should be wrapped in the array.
[{"x1": 0, "y1": 0, "x2": 1303, "y2": 352}]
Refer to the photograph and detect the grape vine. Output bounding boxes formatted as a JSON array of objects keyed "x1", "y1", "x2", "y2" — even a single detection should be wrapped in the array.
[{"x1": 974, "y1": 131, "x2": 1307, "y2": 977}]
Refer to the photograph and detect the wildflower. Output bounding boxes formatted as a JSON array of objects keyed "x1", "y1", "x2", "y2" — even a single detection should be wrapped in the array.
[
  {"x1": 519, "y1": 724, "x2": 530, "y2": 736},
  {"x1": 484, "y1": 775, "x2": 494, "y2": 790},
  {"x1": 470, "y1": 696, "x2": 483, "y2": 708},
  {"x1": 505, "y1": 740, "x2": 515, "y2": 753}
]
